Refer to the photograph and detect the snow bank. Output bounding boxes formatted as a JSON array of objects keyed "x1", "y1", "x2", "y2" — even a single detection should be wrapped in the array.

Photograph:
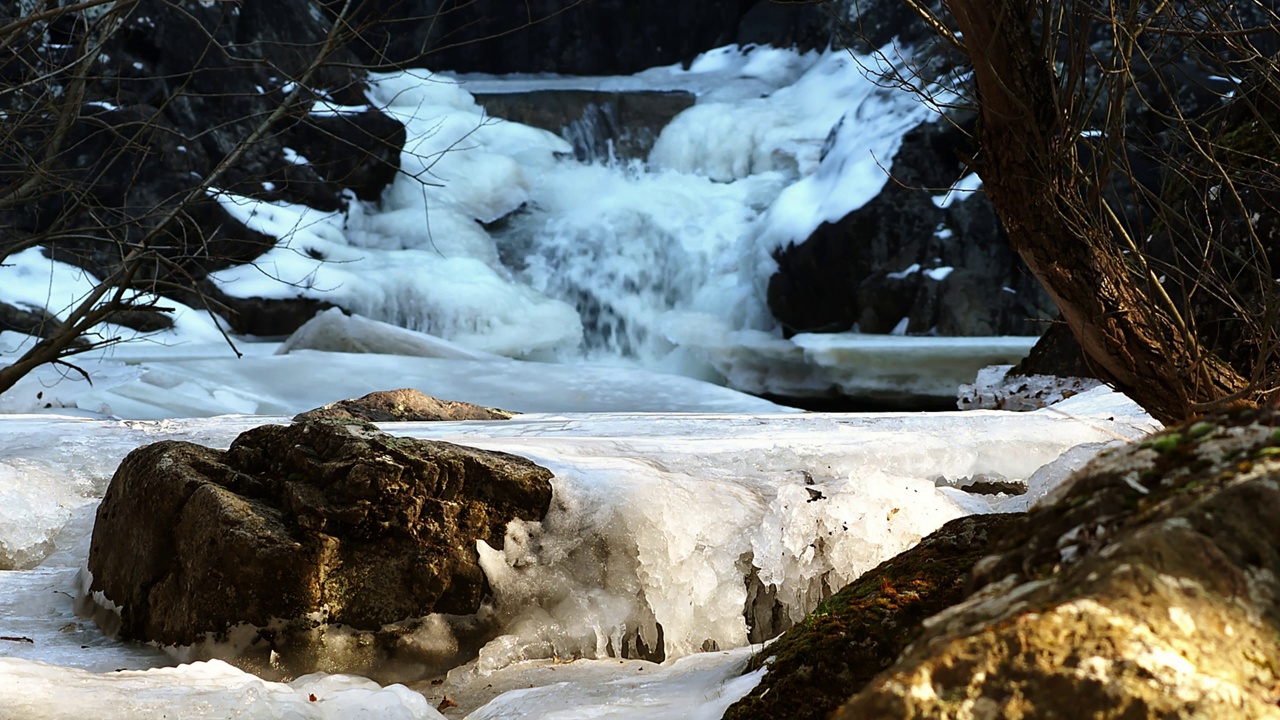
[
  {"x1": 0, "y1": 658, "x2": 440, "y2": 720},
  {"x1": 460, "y1": 648, "x2": 763, "y2": 720}
]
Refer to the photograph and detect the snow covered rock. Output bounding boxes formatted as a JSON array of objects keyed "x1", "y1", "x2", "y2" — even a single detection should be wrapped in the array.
[
  {"x1": 832, "y1": 408, "x2": 1280, "y2": 718},
  {"x1": 284, "y1": 109, "x2": 406, "y2": 202},
  {"x1": 80, "y1": 418, "x2": 552, "y2": 677},
  {"x1": 295, "y1": 388, "x2": 514, "y2": 423}
]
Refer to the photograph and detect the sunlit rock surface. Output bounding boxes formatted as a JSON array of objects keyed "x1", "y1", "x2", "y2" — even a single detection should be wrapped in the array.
[
  {"x1": 81, "y1": 418, "x2": 553, "y2": 678},
  {"x1": 833, "y1": 408, "x2": 1280, "y2": 718},
  {"x1": 294, "y1": 388, "x2": 514, "y2": 423}
]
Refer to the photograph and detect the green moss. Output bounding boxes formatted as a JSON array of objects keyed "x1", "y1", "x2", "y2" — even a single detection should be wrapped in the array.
[
  {"x1": 1146, "y1": 433, "x2": 1184, "y2": 454},
  {"x1": 1188, "y1": 421, "x2": 1216, "y2": 439}
]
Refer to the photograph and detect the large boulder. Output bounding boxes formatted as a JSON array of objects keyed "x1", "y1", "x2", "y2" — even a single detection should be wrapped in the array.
[
  {"x1": 834, "y1": 408, "x2": 1280, "y2": 718},
  {"x1": 79, "y1": 418, "x2": 553, "y2": 678},
  {"x1": 731, "y1": 408, "x2": 1280, "y2": 718}
]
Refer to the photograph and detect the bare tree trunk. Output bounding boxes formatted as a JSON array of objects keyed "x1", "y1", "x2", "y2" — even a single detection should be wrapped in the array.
[{"x1": 942, "y1": 0, "x2": 1251, "y2": 425}]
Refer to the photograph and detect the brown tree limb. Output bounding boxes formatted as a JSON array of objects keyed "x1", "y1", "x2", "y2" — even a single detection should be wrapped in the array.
[{"x1": 938, "y1": 0, "x2": 1253, "y2": 424}]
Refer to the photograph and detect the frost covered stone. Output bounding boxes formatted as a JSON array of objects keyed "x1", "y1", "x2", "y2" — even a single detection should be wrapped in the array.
[{"x1": 79, "y1": 417, "x2": 553, "y2": 677}]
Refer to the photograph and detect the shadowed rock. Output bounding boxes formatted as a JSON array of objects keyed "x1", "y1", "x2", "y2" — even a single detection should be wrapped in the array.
[
  {"x1": 474, "y1": 90, "x2": 694, "y2": 163},
  {"x1": 80, "y1": 417, "x2": 551, "y2": 679},
  {"x1": 767, "y1": 119, "x2": 1054, "y2": 340}
]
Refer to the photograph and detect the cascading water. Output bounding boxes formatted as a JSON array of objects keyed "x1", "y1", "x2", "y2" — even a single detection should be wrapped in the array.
[
  {"x1": 207, "y1": 45, "x2": 965, "y2": 393},
  {"x1": 490, "y1": 162, "x2": 786, "y2": 365}
]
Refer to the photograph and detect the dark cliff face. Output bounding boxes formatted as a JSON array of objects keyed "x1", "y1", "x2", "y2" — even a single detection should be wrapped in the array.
[
  {"x1": 341, "y1": 0, "x2": 723, "y2": 74},
  {"x1": 0, "y1": 0, "x2": 406, "y2": 334},
  {"x1": 334, "y1": 0, "x2": 828, "y2": 75},
  {"x1": 766, "y1": 118, "x2": 1057, "y2": 339},
  {"x1": 1, "y1": 1, "x2": 372, "y2": 266},
  {"x1": 329, "y1": 0, "x2": 955, "y2": 76}
]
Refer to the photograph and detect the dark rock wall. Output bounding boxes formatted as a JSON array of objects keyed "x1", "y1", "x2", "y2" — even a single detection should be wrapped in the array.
[
  {"x1": 335, "y1": 0, "x2": 954, "y2": 76},
  {"x1": 336, "y1": 0, "x2": 824, "y2": 75},
  {"x1": 473, "y1": 90, "x2": 695, "y2": 163},
  {"x1": 768, "y1": 119, "x2": 1056, "y2": 338}
]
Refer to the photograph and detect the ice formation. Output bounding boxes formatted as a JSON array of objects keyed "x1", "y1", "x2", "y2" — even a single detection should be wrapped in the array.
[
  {"x1": 0, "y1": 39, "x2": 1166, "y2": 720},
  {"x1": 0, "y1": 389, "x2": 1157, "y2": 718},
  {"x1": 1, "y1": 658, "x2": 440, "y2": 720},
  {"x1": 2, "y1": 44, "x2": 1005, "y2": 404}
]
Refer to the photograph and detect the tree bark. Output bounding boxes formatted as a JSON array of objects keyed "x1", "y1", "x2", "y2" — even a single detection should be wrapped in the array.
[{"x1": 942, "y1": 0, "x2": 1251, "y2": 425}]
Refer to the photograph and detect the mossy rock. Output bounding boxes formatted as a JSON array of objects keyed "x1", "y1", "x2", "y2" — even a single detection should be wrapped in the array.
[
  {"x1": 834, "y1": 407, "x2": 1280, "y2": 719},
  {"x1": 723, "y1": 513, "x2": 1018, "y2": 720}
]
